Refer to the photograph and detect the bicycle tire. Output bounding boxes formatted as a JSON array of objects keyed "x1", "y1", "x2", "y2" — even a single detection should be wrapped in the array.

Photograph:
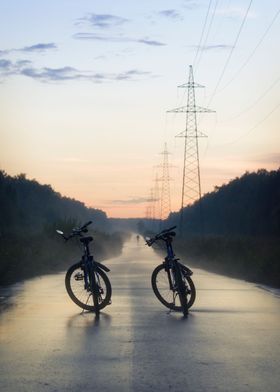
[
  {"x1": 151, "y1": 263, "x2": 196, "y2": 312},
  {"x1": 91, "y1": 269, "x2": 100, "y2": 316},
  {"x1": 174, "y1": 263, "x2": 188, "y2": 316},
  {"x1": 65, "y1": 262, "x2": 111, "y2": 312}
]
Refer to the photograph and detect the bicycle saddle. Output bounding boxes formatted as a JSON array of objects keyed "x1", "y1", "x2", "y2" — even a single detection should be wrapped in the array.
[{"x1": 80, "y1": 236, "x2": 93, "y2": 244}]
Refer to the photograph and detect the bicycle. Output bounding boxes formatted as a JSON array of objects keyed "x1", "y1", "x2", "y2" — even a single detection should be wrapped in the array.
[
  {"x1": 146, "y1": 226, "x2": 196, "y2": 316},
  {"x1": 56, "y1": 221, "x2": 112, "y2": 315}
]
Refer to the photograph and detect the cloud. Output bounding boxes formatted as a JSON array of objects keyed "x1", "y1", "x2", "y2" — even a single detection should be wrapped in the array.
[
  {"x1": 0, "y1": 43, "x2": 57, "y2": 56},
  {"x1": 20, "y1": 66, "x2": 84, "y2": 81},
  {"x1": 15, "y1": 59, "x2": 32, "y2": 66},
  {"x1": 182, "y1": 1, "x2": 201, "y2": 10},
  {"x1": 21, "y1": 43, "x2": 57, "y2": 52},
  {"x1": 0, "y1": 59, "x2": 15, "y2": 79},
  {"x1": 0, "y1": 50, "x2": 9, "y2": 56},
  {"x1": 0, "y1": 59, "x2": 12, "y2": 69},
  {"x1": 115, "y1": 69, "x2": 151, "y2": 81},
  {"x1": 94, "y1": 55, "x2": 107, "y2": 60},
  {"x1": 190, "y1": 44, "x2": 234, "y2": 51},
  {"x1": 0, "y1": 59, "x2": 152, "y2": 83},
  {"x1": 251, "y1": 153, "x2": 280, "y2": 165},
  {"x1": 137, "y1": 38, "x2": 166, "y2": 46},
  {"x1": 110, "y1": 197, "x2": 156, "y2": 205},
  {"x1": 158, "y1": 9, "x2": 182, "y2": 20},
  {"x1": 73, "y1": 32, "x2": 166, "y2": 46},
  {"x1": 77, "y1": 13, "x2": 129, "y2": 29}
]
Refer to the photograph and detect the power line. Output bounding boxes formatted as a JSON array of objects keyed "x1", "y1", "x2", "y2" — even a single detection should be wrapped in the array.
[
  {"x1": 207, "y1": 0, "x2": 253, "y2": 107},
  {"x1": 214, "y1": 7, "x2": 280, "y2": 94},
  {"x1": 195, "y1": 0, "x2": 220, "y2": 72},
  {"x1": 177, "y1": 1, "x2": 217, "y2": 126},
  {"x1": 214, "y1": 102, "x2": 280, "y2": 147},
  {"x1": 223, "y1": 74, "x2": 280, "y2": 122},
  {"x1": 193, "y1": 0, "x2": 213, "y2": 69}
]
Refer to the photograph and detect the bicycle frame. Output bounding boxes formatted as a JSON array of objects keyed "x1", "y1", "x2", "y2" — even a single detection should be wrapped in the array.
[
  {"x1": 148, "y1": 226, "x2": 196, "y2": 315},
  {"x1": 80, "y1": 240, "x2": 110, "y2": 292},
  {"x1": 166, "y1": 240, "x2": 175, "y2": 259},
  {"x1": 161, "y1": 236, "x2": 193, "y2": 291},
  {"x1": 161, "y1": 237, "x2": 177, "y2": 291},
  {"x1": 58, "y1": 221, "x2": 112, "y2": 313}
]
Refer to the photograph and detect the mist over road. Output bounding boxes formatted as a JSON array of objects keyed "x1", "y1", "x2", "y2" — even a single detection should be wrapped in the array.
[{"x1": 0, "y1": 235, "x2": 279, "y2": 392}]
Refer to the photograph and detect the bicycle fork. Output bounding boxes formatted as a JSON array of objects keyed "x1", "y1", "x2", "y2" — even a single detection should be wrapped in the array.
[
  {"x1": 165, "y1": 260, "x2": 190, "y2": 306},
  {"x1": 164, "y1": 262, "x2": 180, "y2": 304}
]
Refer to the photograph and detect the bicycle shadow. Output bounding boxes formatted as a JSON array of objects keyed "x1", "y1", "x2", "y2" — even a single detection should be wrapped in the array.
[
  {"x1": 148, "y1": 308, "x2": 196, "y2": 324},
  {"x1": 191, "y1": 308, "x2": 261, "y2": 314},
  {"x1": 66, "y1": 310, "x2": 112, "y2": 331}
]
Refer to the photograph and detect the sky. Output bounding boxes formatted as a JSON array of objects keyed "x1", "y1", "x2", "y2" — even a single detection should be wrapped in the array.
[{"x1": 0, "y1": 0, "x2": 279, "y2": 218}]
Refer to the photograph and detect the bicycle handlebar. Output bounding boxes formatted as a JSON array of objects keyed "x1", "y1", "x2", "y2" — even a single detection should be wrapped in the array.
[
  {"x1": 80, "y1": 221, "x2": 92, "y2": 230},
  {"x1": 159, "y1": 226, "x2": 176, "y2": 234},
  {"x1": 56, "y1": 221, "x2": 93, "y2": 241},
  {"x1": 146, "y1": 226, "x2": 177, "y2": 246}
]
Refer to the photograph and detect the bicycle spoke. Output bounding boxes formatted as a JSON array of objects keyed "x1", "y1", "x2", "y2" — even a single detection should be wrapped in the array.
[{"x1": 65, "y1": 264, "x2": 111, "y2": 311}]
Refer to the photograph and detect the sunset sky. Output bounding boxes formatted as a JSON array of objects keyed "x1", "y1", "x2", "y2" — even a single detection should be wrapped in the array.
[{"x1": 0, "y1": 0, "x2": 279, "y2": 218}]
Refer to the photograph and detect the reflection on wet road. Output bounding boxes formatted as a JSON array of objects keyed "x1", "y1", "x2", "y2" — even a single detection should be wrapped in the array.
[{"x1": 0, "y1": 235, "x2": 280, "y2": 391}]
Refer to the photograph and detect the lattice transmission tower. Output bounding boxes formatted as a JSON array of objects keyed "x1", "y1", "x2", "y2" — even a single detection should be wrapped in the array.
[
  {"x1": 152, "y1": 173, "x2": 161, "y2": 220},
  {"x1": 167, "y1": 65, "x2": 215, "y2": 234},
  {"x1": 158, "y1": 143, "x2": 172, "y2": 223},
  {"x1": 145, "y1": 189, "x2": 153, "y2": 220}
]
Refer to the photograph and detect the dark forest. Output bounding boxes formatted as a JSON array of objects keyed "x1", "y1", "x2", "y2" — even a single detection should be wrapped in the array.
[
  {"x1": 0, "y1": 171, "x2": 126, "y2": 284},
  {"x1": 165, "y1": 169, "x2": 280, "y2": 287}
]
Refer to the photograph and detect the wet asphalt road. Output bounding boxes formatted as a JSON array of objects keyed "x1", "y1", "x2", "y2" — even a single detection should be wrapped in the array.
[{"x1": 0, "y1": 235, "x2": 280, "y2": 392}]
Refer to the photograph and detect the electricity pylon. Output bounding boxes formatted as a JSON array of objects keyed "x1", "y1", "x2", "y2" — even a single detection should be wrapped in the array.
[
  {"x1": 145, "y1": 202, "x2": 152, "y2": 220},
  {"x1": 167, "y1": 65, "x2": 215, "y2": 234},
  {"x1": 153, "y1": 173, "x2": 161, "y2": 221},
  {"x1": 158, "y1": 143, "x2": 172, "y2": 224},
  {"x1": 145, "y1": 174, "x2": 161, "y2": 232}
]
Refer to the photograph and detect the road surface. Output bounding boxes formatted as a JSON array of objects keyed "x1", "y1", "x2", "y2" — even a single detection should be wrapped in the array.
[{"x1": 0, "y1": 235, "x2": 280, "y2": 392}]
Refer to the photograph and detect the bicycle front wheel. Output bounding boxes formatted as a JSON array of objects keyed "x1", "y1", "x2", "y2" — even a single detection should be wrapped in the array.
[
  {"x1": 91, "y1": 269, "x2": 100, "y2": 316},
  {"x1": 151, "y1": 263, "x2": 196, "y2": 312},
  {"x1": 174, "y1": 263, "x2": 188, "y2": 316},
  {"x1": 65, "y1": 262, "x2": 111, "y2": 312}
]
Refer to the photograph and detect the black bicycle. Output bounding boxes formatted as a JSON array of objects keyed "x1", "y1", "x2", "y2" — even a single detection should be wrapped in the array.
[
  {"x1": 56, "y1": 221, "x2": 112, "y2": 315},
  {"x1": 146, "y1": 226, "x2": 196, "y2": 316}
]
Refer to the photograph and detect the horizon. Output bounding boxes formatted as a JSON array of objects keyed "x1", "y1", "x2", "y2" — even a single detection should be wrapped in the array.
[
  {"x1": 2, "y1": 165, "x2": 278, "y2": 219},
  {"x1": 1, "y1": 1, "x2": 279, "y2": 218}
]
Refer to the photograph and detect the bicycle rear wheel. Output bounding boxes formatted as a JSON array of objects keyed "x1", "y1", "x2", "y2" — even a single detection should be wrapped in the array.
[
  {"x1": 65, "y1": 262, "x2": 111, "y2": 312},
  {"x1": 151, "y1": 263, "x2": 196, "y2": 312}
]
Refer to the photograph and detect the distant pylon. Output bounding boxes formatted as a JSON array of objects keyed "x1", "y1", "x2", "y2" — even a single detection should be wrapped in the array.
[
  {"x1": 167, "y1": 65, "x2": 215, "y2": 234},
  {"x1": 145, "y1": 187, "x2": 155, "y2": 221},
  {"x1": 158, "y1": 143, "x2": 172, "y2": 222},
  {"x1": 152, "y1": 173, "x2": 161, "y2": 221},
  {"x1": 145, "y1": 202, "x2": 152, "y2": 220}
]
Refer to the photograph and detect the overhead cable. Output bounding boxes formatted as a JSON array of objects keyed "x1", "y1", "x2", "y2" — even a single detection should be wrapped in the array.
[
  {"x1": 207, "y1": 0, "x2": 254, "y2": 107},
  {"x1": 215, "y1": 7, "x2": 280, "y2": 94},
  {"x1": 193, "y1": 0, "x2": 213, "y2": 69}
]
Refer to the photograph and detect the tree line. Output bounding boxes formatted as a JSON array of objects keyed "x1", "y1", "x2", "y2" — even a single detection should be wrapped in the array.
[
  {"x1": 165, "y1": 169, "x2": 280, "y2": 287},
  {"x1": 167, "y1": 169, "x2": 280, "y2": 237},
  {"x1": 0, "y1": 171, "x2": 126, "y2": 285}
]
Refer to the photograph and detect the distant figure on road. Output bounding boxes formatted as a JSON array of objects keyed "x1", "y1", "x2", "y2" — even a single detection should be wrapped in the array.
[{"x1": 136, "y1": 235, "x2": 140, "y2": 243}]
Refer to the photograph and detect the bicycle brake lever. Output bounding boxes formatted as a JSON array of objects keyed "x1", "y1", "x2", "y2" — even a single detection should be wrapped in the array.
[{"x1": 146, "y1": 239, "x2": 154, "y2": 246}]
